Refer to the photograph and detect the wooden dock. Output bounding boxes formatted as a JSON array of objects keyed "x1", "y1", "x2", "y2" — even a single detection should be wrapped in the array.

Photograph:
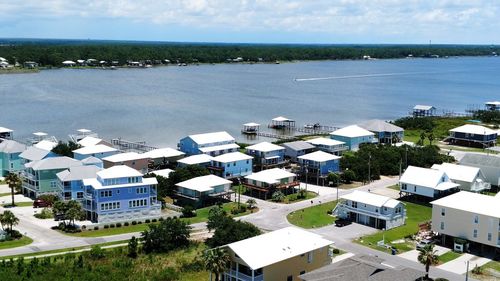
[
  {"x1": 256, "y1": 132, "x2": 297, "y2": 140},
  {"x1": 111, "y1": 138, "x2": 157, "y2": 152},
  {"x1": 294, "y1": 125, "x2": 339, "y2": 134}
]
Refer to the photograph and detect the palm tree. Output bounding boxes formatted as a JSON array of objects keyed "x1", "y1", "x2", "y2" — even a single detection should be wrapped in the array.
[
  {"x1": 246, "y1": 198, "x2": 257, "y2": 211},
  {"x1": 0, "y1": 210, "x2": 19, "y2": 233},
  {"x1": 417, "y1": 244, "x2": 439, "y2": 280},
  {"x1": 203, "y1": 247, "x2": 231, "y2": 281},
  {"x1": 427, "y1": 132, "x2": 435, "y2": 145},
  {"x1": 4, "y1": 172, "x2": 22, "y2": 207},
  {"x1": 419, "y1": 131, "x2": 427, "y2": 146}
]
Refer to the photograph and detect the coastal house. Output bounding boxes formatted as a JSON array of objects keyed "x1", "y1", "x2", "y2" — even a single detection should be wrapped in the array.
[
  {"x1": 334, "y1": 191, "x2": 406, "y2": 230},
  {"x1": 0, "y1": 140, "x2": 26, "y2": 176},
  {"x1": 223, "y1": 227, "x2": 334, "y2": 281},
  {"x1": 82, "y1": 165, "x2": 161, "y2": 223},
  {"x1": 150, "y1": 168, "x2": 174, "y2": 179},
  {"x1": 22, "y1": 156, "x2": 82, "y2": 198},
  {"x1": 178, "y1": 131, "x2": 239, "y2": 156},
  {"x1": 34, "y1": 139, "x2": 58, "y2": 151},
  {"x1": 431, "y1": 163, "x2": 490, "y2": 192},
  {"x1": 56, "y1": 165, "x2": 102, "y2": 201},
  {"x1": 175, "y1": 174, "x2": 232, "y2": 207},
  {"x1": 77, "y1": 136, "x2": 111, "y2": 147},
  {"x1": 269, "y1": 116, "x2": 296, "y2": 129},
  {"x1": 399, "y1": 166, "x2": 459, "y2": 199},
  {"x1": 412, "y1": 105, "x2": 436, "y2": 117},
  {"x1": 243, "y1": 168, "x2": 299, "y2": 199},
  {"x1": 298, "y1": 151, "x2": 340, "y2": 185},
  {"x1": 459, "y1": 154, "x2": 500, "y2": 187},
  {"x1": 81, "y1": 156, "x2": 104, "y2": 168},
  {"x1": 0, "y1": 127, "x2": 13, "y2": 140},
  {"x1": 142, "y1": 147, "x2": 185, "y2": 167},
  {"x1": 330, "y1": 125, "x2": 375, "y2": 151},
  {"x1": 448, "y1": 124, "x2": 498, "y2": 148},
  {"x1": 245, "y1": 142, "x2": 286, "y2": 170},
  {"x1": 282, "y1": 141, "x2": 316, "y2": 162},
  {"x1": 62, "y1": 60, "x2": 76, "y2": 66},
  {"x1": 305, "y1": 137, "x2": 347, "y2": 156},
  {"x1": 72, "y1": 144, "x2": 119, "y2": 160},
  {"x1": 358, "y1": 119, "x2": 404, "y2": 144},
  {"x1": 485, "y1": 101, "x2": 500, "y2": 111},
  {"x1": 19, "y1": 146, "x2": 55, "y2": 165},
  {"x1": 102, "y1": 152, "x2": 150, "y2": 173},
  {"x1": 177, "y1": 154, "x2": 213, "y2": 168},
  {"x1": 431, "y1": 191, "x2": 500, "y2": 254},
  {"x1": 209, "y1": 152, "x2": 253, "y2": 179}
]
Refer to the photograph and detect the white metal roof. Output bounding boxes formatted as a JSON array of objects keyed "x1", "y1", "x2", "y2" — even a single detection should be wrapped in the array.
[
  {"x1": 0, "y1": 127, "x2": 13, "y2": 133},
  {"x1": 435, "y1": 181, "x2": 460, "y2": 191},
  {"x1": 485, "y1": 101, "x2": 500, "y2": 106},
  {"x1": 176, "y1": 175, "x2": 231, "y2": 192},
  {"x1": 199, "y1": 143, "x2": 240, "y2": 153},
  {"x1": 0, "y1": 140, "x2": 25, "y2": 154},
  {"x1": 227, "y1": 227, "x2": 333, "y2": 270},
  {"x1": 33, "y1": 132, "x2": 48, "y2": 137},
  {"x1": 77, "y1": 128, "x2": 92, "y2": 133},
  {"x1": 34, "y1": 140, "x2": 58, "y2": 151},
  {"x1": 272, "y1": 116, "x2": 293, "y2": 122},
  {"x1": 246, "y1": 142, "x2": 284, "y2": 152},
  {"x1": 81, "y1": 156, "x2": 103, "y2": 165},
  {"x1": 400, "y1": 166, "x2": 448, "y2": 189},
  {"x1": 188, "y1": 131, "x2": 235, "y2": 145},
  {"x1": 97, "y1": 165, "x2": 142, "y2": 179},
  {"x1": 358, "y1": 119, "x2": 404, "y2": 133},
  {"x1": 306, "y1": 137, "x2": 345, "y2": 146},
  {"x1": 245, "y1": 168, "x2": 295, "y2": 184},
  {"x1": 211, "y1": 151, "x2": 253, "y2": 163},
  {"x1": 298, "y1": 151, "x2": 340, "y2": 162},
  {"x1": 78, "y1": 136, "x2": 103, "y2": 147},
  {"x1": 340, "y1": 190, "x2": 402, "y2": 208},
  {"x1": 25, "y1": 156, "x2": 82, "y2": 171},
  {"x1": 282, "y1": 141, "x2": 315, "y2": 151},
  {"x1": 431, "y1": 163, "x2": 482, "y2": 183},
  {"x1": 151, "y1": 169, "x2": 174, "y2": 178},
  {"x1": 142, "y1": 147, "x2": 185, "y2": 159},
  {"x1": 73, "y1": 144, "x2": 118, "y2": 155},
  {"x1": 19, "y1": 146, "x2": 51, "y2": 161},
  {"x1": 413, "y1": 105, "x2": 435, "y2": 110},
  {"x1": 56, "y1": 165, "x2": 102, "y2": 182},
  {"x1": 177, "y1": 154, "x2": 213, "y2": 165},
  {"x1": 330, "y1": 125, "x2": 375, "y2": 138},
  {"x1": 102, "y1": 152, "x2": 148, "y2": 163},
  {"x1": 62, "y1": 60, "x2": 76, "y2": 64},
  {"x1": 243, "y1": 122, "x2": 260, "y2": 127},
  {"x1": 449, "y1": 124, "x2": 497, "y2": 135},
  {"x1": 83, "y1": 176, "x2": 157, "y2": 190},
  {"x1": 431, "y1": 191, "x2": 500, "y2": 218}
]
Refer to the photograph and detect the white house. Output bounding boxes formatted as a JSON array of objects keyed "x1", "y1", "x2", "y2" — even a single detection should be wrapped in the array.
[
  {"x1": 330, "y1": 125, "x2": 375, "y2": 151},
  {"x1": 142, "y1": 147, "x2": 185, "y2": 166},
  {"x1": 244, "y1": 168, "x2": 299, "y2": 199},
  {"x1": 399, "y1": 166, "x2": 459, "y2": 198},
  {"x1": 73, "y1": 144, "x2": 119, "y2": 160},
  {"x1": 335, "y1": 190, "x2": 406, "y2": 230},
  {"x1": 459, "y1": 154, "x2": 500, "y2": 186},
  {"x1": 305, "y1": 137, "x2": 347, "y2": 155},
  {"x1": 431, "y1": 163, "x2": 490, "y2": 192},
  {"x1": 175, "y1": 174, "x2": 232, "y2": 206},
  {"x1": 177, "y1": 154, "x2": 213, "y2": 168}
]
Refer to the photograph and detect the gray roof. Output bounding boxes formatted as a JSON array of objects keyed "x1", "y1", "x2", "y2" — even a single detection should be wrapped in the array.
[
  {"x1": 19, "y1": 146, "x2": 51, "y2": 161},
  {"x1": 300, "y1": 255, "x2": 423, "y2": 281},
  {"x1": 25, "y1": 156, "x2": 82, "y2": 171},
  {"x1": 358, "y1": 119, "x2": 404, "y2": 133},
  {"x1": 0, "y1": 140, "x2": 26, "y2": 154},
  {"x1": 57, "y1": 165, "x2": 102, "y2": 182},
  {"x1": 81, "y1": 156, "x2": 103, "y2": 165},
  {"x1": 282, "y1": 141, "x2": 315, "y2": 151},
  {"x1": 459, "y1": 153, "x2": 500, "y2": 168}
]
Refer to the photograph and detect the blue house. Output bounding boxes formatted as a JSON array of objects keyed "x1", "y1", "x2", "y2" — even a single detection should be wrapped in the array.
[
  {"x1": 0, "y1": 140, "x2": 26, "y2": 176},
  {"x1": 57, "y1": 165, "x2": 102, "y2": 201},
  {"x1": 245, "y1": 142, "x2": 286, "y2": 170},
  {"x1": 358, "y1": 119, "x2": 404, "y2": 144},
  {"x1": 177, "y1": 154, "x2": 213, "y2": 168},
  {"x1": 82, "y1": 165, "x2": 161, "y2": 223},
  {"x1": 19, "y1": 146, "x2": 56, "y2": 165},
  {"x1": 81, "y1": 156, "x2": 104, "y2": 168},
  {"x1": 282, "y1": 141, "x2": 316, "y2": 162},
  {"x1": 448, "y1": 124, "x2": 498, "y2": 148},
  {"x1": 178, "y1": 131, "x2": 239, "y2": 156},
  {"x1": 298, "y1": 151, "x2": 341, "y2": 186},
  {"x1": 330, "y1": 125, "x2": 375, "y2": 151},
  {"x1": 72, "y1": 144, "x2": 119, "y2": 160},
  {"x1": 209, "y1": 152, "x2": 253, "y2": 179}
]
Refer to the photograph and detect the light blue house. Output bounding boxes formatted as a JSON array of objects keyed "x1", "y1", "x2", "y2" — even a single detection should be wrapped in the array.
[
  {"x1": 82, "y1": 165, "x2": 161, "y2": 223},
  {"x1": 177, "y1": 154, "x2": 213, "y2": 168},
  {"x1": 330, "y1": 125, "x2": 375, "y2": 151},
  {"x1": 282, "y1": 141, "x2": 316, "y2": 162},
  {"x1": 358, "y1": 119, "x2": 404, "y2": 144},
  {"x1": 57, "y1": 165, "x2": 102, "y2": 201},
  {"x1": 245, "y1": 142, "x2": 286, "y2": 170},
  {"x1": 19, "y1": 146, "x2": 56, "y2": 165},
  {"x1": 209, "y1": 152, "x2": 253, "y2": 179},
  {"x1": 178, "y1": 131, "x2": 239, "y2": 156},
  {"x1": 72, "y1": 144, "x2": 119, "y2": 160},
  {"x1": 0, "y1": 140, "x2": 26, "y2": 176},
  {"x1": 81, "y1": 156, "x2": 104, "y2": 168},
  {"x1": 298, "y1": 151, "x2": 341, "y2": 186}
]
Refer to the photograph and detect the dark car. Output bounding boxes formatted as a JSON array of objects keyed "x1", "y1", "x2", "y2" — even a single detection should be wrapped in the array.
[
  {"x1": 33, "y1": 199, "x2": 50, "y2": 208},
  {"x1": 335, "y1": 218, "x2": 352, "y2": 227}
]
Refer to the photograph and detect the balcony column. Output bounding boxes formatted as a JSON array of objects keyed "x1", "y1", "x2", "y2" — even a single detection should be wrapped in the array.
[{"x1": 252, "y1": 269, "x2": 255, "y2": 281}]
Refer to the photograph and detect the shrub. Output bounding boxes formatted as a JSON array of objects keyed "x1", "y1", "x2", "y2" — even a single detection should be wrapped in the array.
[
  {"x1": 332, "y1": 248, "x2": 340, "y2": 254},
  {"x1": 181, "y1": 205, "x2": 196, "y2": 218},
  {"x1": 81, "y1": 225, "x2": 86, "y2": 230},
  {"x1": 145, "y1": 219, "x2": 151, "y2": 224},
  {"x1": 94, "y1": 226, "x2": 99, "y2": 231},
  {"x1": 34, "y1": 208, "x2": 54, "y2": 219},
  {"x1": 109, "y1": 224, "x2": 115, "y2": 228},
  {"x1": 103, "y1": 225, "x2": 109, "y2": 229},
  {"x1": 152, "y1": 218, "x2": 157, "y2": 223},
  {"x1": 132, "y1": 221, "x2": 137, "y2": 225},
  {"x1": 297, "y1": 189, "x2": 307, "y2": 199},
  {"x1": 341, "y1": 170, "x2": 356, "y2": 184},
  {"x1": 89, "y1": 245, "x2": 105, "y2": 260},
  {"x1": 124, "y1": 222, "x2": 129, "y2": 226},
  {"x1": 116, "y1": 222, "x2": 122, "y2": 227},
  {"x1": 271, "y1": 191, "x2": 285, "y2": 202},
  {"x1": 138, "y1": 221, "x2": 142, "y2": 224},
  {"x1": 471, "y1": 265, "x2": 483, "y2": 275},
  {"x1": 159, "y1": 217, "x2": 164, "y2": 221}
]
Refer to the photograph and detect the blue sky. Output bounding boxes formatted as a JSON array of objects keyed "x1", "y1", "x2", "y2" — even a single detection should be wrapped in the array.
[{"x1": 1, "y1": 0, "x2": 499, "y2": 44}]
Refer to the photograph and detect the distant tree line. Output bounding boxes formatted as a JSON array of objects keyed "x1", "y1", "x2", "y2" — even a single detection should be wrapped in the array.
[{"x1": 0, "y1": 41, "x2": 499, "y2": 66}]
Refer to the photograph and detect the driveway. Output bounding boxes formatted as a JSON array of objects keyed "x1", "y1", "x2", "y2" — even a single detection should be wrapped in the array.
[
  {"x1": 398, "y1": 246, "x2": 451, "y2": 262},
  {"x1": 437, "y1": 253, "x2": 492, "y2": 275}
]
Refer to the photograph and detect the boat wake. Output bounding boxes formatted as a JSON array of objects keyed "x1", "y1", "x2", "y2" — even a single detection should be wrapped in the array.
[{"x1": 294, "y1": 71, "x2": 439, "y2": 81}]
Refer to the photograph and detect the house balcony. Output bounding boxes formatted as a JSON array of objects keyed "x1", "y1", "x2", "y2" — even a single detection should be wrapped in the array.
[
  {"x1": 226, "y1": 270, "x2": 264, "y2": 281},
  {"x1": 243, "y1": 181, "x2": 300, "y2": 192},
  {"x1": 335, "y1": 203, "x2": 404, "y2": 221}
]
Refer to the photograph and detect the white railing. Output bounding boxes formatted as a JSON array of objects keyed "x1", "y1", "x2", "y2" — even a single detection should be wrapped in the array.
[{"x1": 226, "y1": 270, "x2": 264, "y2": 281}]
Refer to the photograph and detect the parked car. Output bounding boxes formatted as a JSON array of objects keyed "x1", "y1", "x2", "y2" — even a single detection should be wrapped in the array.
[
  {"x1": 335, "y1": 218, "x2": 352, "y2": 227},
  {"x1": 416, "y1": 239, "x2": 434, "y2": 250},
  {"x1": 33, "y1": 199, "x2": 50, "y2": 208}
]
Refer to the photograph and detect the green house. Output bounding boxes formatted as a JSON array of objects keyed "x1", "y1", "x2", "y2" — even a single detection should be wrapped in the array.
[{"x1": 0, "y1": 140, "x2": 26, "y2": 177}]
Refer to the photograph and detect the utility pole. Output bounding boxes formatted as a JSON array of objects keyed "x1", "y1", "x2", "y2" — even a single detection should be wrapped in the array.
[
  {"x1": 305, "y1": 165, "x2": 308, "y2": 193},
  {"x1": 405, "y1": 146, "x2": 408, "y2": 169},
  {"x1": 237, "y1": 178, "x2": 242, "y2": 209},
  {"x1": 465, "y1": 260, "x2": 470, "y2": 281},
  {"x1": 368, "y1": 153, "x2": 371, "y2": 183}
]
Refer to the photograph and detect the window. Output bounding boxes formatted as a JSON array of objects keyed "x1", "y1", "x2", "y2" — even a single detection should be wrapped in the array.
[
  {"x1": 287, "y1": 276, "x2": 293, "y2": 281},
  {"x1": 440, "y1": 222, "x2": 445, "y2": 230},
  {"x1": 473, "y1": 229, "x2": 478, "y2": 238},
  {"x1": 414, "y1": 186, "x2": 417, "y2": 192},
  {"x1": 352, "y1": 201, "x2": 357, "y2": 208},
  {"x1": 300, "y1": 270, "x2": 306, "y2": 275},
  {"x1": 76, "y1": 192, "x2": 84, "y2": 199},
  {"x1": 488, "y1": 233, "x2": 492, "y2": 241},
  {"x1": 441, "y1": 208, "x2": 445, "y2": 216},
  {"x1": 474, "y1": 215, "x2": 479, "y2": 224},
  {"x1": 50, "y1": 181, "x2": 57, "y2": 188},
  {"x1": 246, "y1": 160, "x2": 249, "y2": 164},
  {"x1": 100, "y1": 190, "x2": 112, "y2": 197},
  {"x1": 100, "y1": 202, "x2": 120, "y2": 211},
  {"x1": 401, "y1": 184, "x2": 407, "y2": 190},
  {"x1": 307, "y1": 251, "x2": 313, "y2": 263},
  {"x1": 136, "y1": 187, "x2": 147, "y2": 194}
]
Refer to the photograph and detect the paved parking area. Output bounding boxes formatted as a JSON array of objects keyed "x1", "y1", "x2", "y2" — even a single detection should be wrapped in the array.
[
  {"x1": 437, "y1": 253, "x2": 491, "y2": 275},
  {"x1": 398, "y1": 245, "x2": 451, "y2": 262}
]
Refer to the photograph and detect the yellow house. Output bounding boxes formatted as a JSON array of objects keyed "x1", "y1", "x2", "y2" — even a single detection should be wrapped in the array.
[{"x1": 223, "y1": 227, "x2": 334, "y2": 281}]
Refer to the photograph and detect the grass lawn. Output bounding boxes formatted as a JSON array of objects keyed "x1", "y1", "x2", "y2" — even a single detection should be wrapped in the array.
[
  {"x1": 1, "y1": 201, "x2": 33, "y2": 207},
  {"x1": 387, "y1": 184, "x2": 400, "y2": 191},
  {"x1": 269, "y1": 191, "x2": 317, "y2": 204},
  {"x1": 68, "y1": 202, "x2": 254, "y2": 238},
  {"x1": 287, "y1": 200, "x2": 338, "y2": 229},
  {"x1": 0, "y1": 236, "x2": 33, "y2": 250},
  {"x1": 355, "y1": 201, "x2": 432, "y2": 253},
  {"x1": 338, "y1": 182, "x2": 363, "y2": 190},
  {"x1": 438, "y1": 251, "x2": 462, "y2": 264},
  {"x1": 472, "y1": 261, "x2": 500, "y2": 281},
  {"x1": 0, "y1": 192, "x2": 11, "y2": 197}
]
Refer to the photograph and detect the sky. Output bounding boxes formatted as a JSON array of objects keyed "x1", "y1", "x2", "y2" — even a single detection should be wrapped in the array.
[{"x1": 0, "y1": 0, "x2": 499, "y2": 44}]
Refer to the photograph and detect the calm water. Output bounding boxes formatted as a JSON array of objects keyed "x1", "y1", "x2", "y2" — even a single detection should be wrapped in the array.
[{"x1": 1, "y1": 57, "x2": 499, "y2": 147}]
